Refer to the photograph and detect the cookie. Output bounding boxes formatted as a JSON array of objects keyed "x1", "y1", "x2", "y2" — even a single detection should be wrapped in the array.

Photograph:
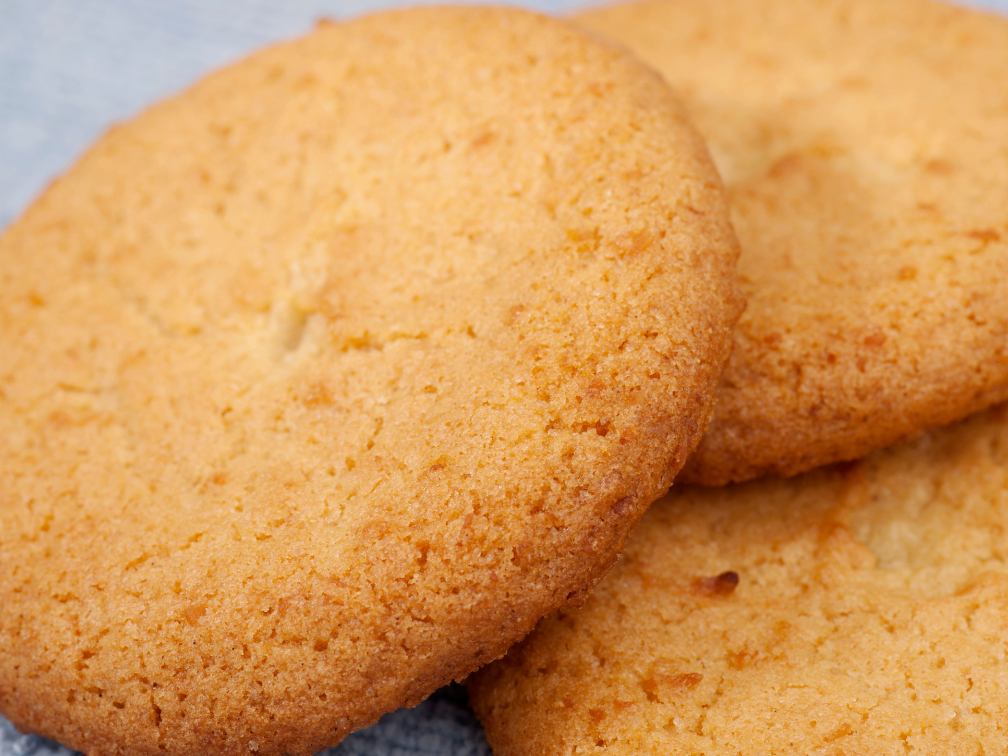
[
  {"x1": 0, "y1": 7, "x2": 742, "y2": 756},
  {"x1": 470, "y1": 403, "x2": 1008, "y2": 754},
  {"x1": 575, "y1": 0, "x2": 1008, "y2": 484}
]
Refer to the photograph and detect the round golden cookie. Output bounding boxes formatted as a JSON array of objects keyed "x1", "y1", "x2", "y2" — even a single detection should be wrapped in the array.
[
  {"x1": 470, "y1": 403, "x2": 1008, "y2": 755},
  {"x1": 0, "y1": 7, "x2": 741, "y2": 756},
  {"x1": 576, "y1": 0, "x2": 1008, "y2": 484}
]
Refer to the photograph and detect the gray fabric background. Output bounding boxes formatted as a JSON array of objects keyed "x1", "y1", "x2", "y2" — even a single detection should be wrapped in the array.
[{"x1": 2, "y1": 0, "x2": 1008, "y2": 753}]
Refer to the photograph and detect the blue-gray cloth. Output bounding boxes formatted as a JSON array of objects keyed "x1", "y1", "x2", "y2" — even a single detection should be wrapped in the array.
[{"x1": 3, "y1": 0, "x2": 1008, "y2": 754}]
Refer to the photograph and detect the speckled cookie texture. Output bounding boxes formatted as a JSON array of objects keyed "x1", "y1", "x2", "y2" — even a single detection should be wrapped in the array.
[
  {"x1": 0, "y1": 7, "x2": 742, "y2": 756},
  {"x1": 576, "y1": 0, "x2": 1008, "y2": 484},
  {"x1": 470, "y1": 403, "x2": 1008, "y2": 755}
]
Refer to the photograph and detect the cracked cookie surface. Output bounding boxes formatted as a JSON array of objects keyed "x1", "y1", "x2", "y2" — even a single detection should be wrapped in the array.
[
  {"x1": 0, "y1": 7, "x2": 741, "y2": 756},
  {"x1": 470, "y1": 404, "x2": 1008, "y2": 755},
  {"x1": 576, "y1": 0, "x2": 1008, "y2": 484}
]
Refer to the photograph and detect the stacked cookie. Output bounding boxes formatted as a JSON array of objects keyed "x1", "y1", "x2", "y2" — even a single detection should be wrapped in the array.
[
  {"x1": 469, "y1": 0, "x2": 1008, "y2": 753},
  {"x1": 0, "y1": 8, "x2": 740, "y2": 756},
  {"x1": 1, "y1": 1, "x2": 1007, "y2": 755}
]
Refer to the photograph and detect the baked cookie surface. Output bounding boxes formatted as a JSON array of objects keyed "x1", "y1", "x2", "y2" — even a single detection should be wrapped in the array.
[
  {"x1": 576, "y1": 0, "x2": 1008, "y2": 484},
  {"x1": 0, "y1": 7, "x2": 741, "y2": 756},
  {"x1": 470, "y1": 403, "x2": 1008, "y2": 755}
]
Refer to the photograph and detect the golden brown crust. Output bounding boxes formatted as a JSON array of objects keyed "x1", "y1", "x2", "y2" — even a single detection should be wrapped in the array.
[
  {"x1": 470, "y1": 403, "x2": 1008, "y2": 755},
  {"x1": 576, "y1": 0, "x2": 1008, "y2": 485},
  {"x1": 0, "y1": 7, "x2": 740, "y2": 756}
]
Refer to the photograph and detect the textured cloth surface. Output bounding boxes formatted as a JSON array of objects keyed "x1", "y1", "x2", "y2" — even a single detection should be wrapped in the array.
[{"x1": 2, "y1": 1, "x2": 1007, "y2": 755}]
